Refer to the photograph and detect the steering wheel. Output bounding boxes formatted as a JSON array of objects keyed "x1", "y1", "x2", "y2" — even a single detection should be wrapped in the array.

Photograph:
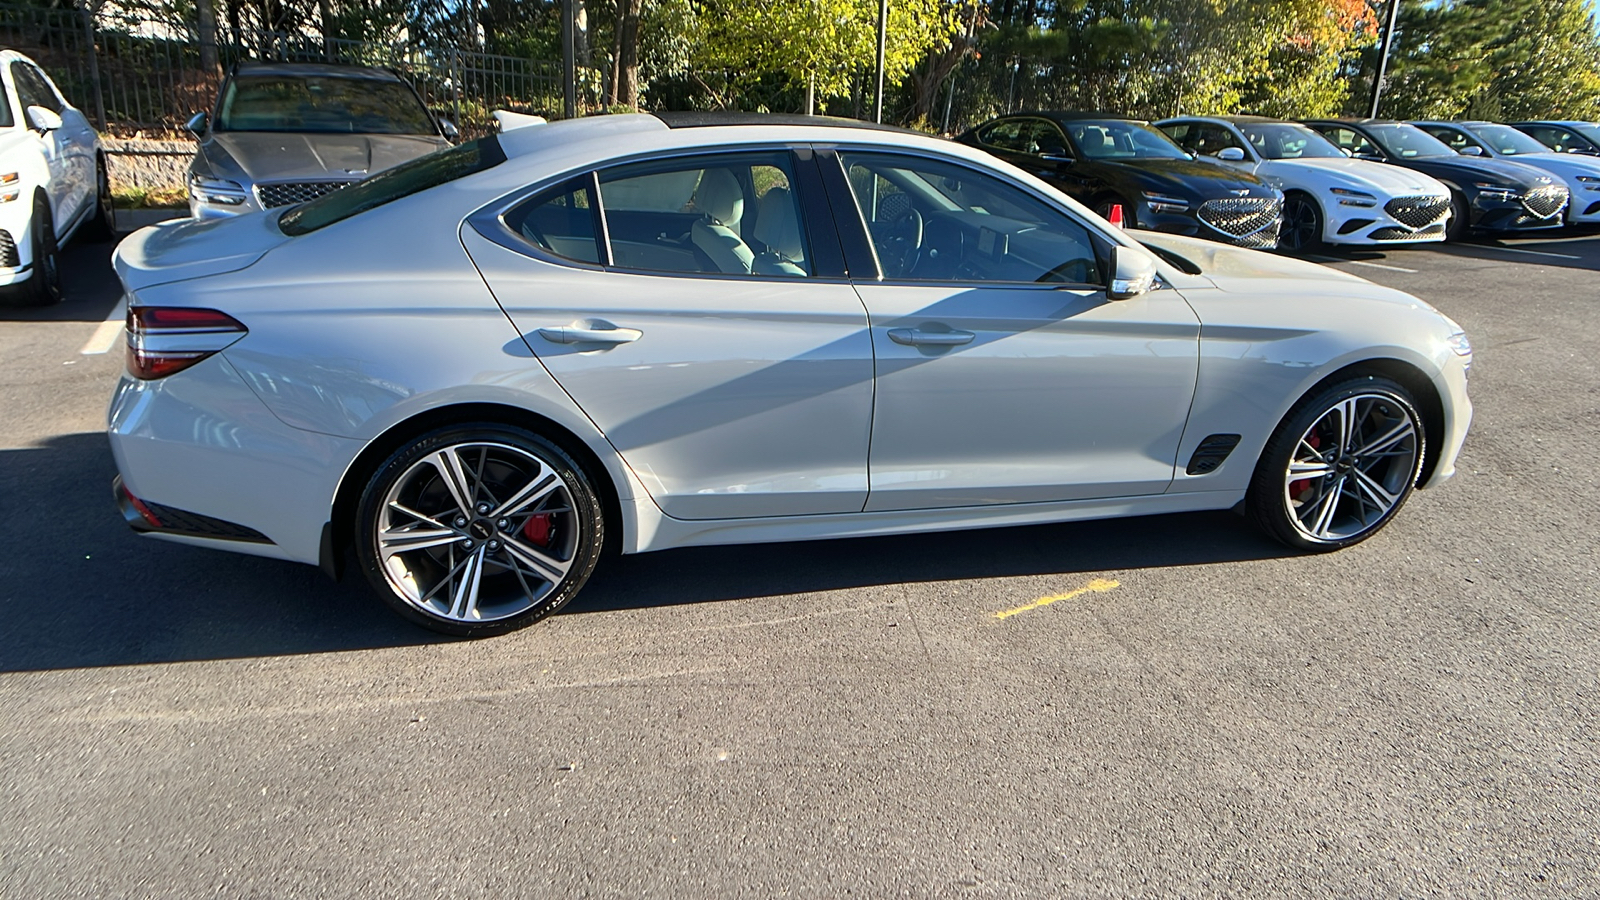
[
  {"x1": 872, "y1": 194, "x2": 923, "y2": 277},
  {"x1": 1035, "y1": 257, "x2": 1095, "y2": 284}
]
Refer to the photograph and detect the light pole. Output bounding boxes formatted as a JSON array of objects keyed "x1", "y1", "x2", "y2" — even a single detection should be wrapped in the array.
[
  {"x1": 874, "y1": 0, "x2": 888, "y2": 123},
  {"x1": 1368, "y1": 0, "x2": 1401, "y2": 118}
]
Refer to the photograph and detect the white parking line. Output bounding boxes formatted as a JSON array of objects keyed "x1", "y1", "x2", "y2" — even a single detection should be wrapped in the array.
[
  {"x1": 1476, "y1": 245, "x2": 1581, "y2": 260},
  {"x1": 79, "y1": 297, "x2": 126, "y2": 355},
  {"x1": 1346, "y1": 260, "x2": 1418, "y2": 274}
]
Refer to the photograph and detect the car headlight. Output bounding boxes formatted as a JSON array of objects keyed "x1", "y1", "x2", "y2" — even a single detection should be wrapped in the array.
[
  {"x1": 0, "y1": 172, "x2": 18, "y2": 203},
  {"x1": 190, "y1": 174, "x2": 248, "y2": 206},
  {"x1": 1329, "y1": 187, "x2": 1378, "y2": 208},
  {"x1": 1447, "y1": 330, "x2": 1471, "y2": 357},
  {"x1": 1577, "y1": 174, "x2": 1600, "y2": 191},
  {"x1": 1141, "y1": 191, "x2": 1189, "y2": 214},
  {"x1": 1473, "y1": 183, "x2": 1521, "y2": 203}
]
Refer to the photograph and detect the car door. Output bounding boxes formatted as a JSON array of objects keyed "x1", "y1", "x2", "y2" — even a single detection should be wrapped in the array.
[
  {"x1": 463, "y1": 147, "x2": 876, "y2": 520},
  {"x1": 7, "y1": 61, "x2": 71, "y2": 228},
  {"x1": 29, "y1": 62, "x2": 96, "y2": 221},
  {"x1": 825, "y1": 149, "x2": 1201, "y2": 512}
]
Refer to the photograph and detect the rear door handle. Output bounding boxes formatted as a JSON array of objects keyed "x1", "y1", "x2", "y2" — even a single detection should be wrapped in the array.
[
  {"x1": 537, "y1": 324, "x2": 643, "y2": 345},
  {"x1": 887, "y1": 327, "x2": 975, "y2": 347}
]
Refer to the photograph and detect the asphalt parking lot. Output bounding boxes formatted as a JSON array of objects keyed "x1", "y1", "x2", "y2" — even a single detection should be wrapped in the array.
[{"x1": 3, "y1": 226, "x2": 1597, "y2": 897}]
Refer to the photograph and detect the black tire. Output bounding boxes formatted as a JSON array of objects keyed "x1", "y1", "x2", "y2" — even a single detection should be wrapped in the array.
[
  {"x1": 1245, "y1": 375, "x2": 1426, "y2": 552},
  {"x1": 82, "y1": 156, "x2": 114, "y2": 242},
  {"x1": 1445, "y1": 190, "x2": 1470, "y2": 242},
  {"x1": 355, "y1": 424, "x2": 605, "y2": 637},
  {"x1": 1093, "y1": 195, "x2": 1138, "y2": 229},
  {"x1": 5, "y1": 199, "x2": 63, "y2": 307},
  {"x1": 1279, "y1": 192, "x2": 1324, "y2": 253}
]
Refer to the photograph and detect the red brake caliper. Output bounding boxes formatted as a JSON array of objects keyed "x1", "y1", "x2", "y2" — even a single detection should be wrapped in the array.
[
  {"x1": 522, "y1": 513, "x2": 554, "y2": 547},
  {"x1": 1290, "y1": 432, "x2": 1322, "y2": 499}
]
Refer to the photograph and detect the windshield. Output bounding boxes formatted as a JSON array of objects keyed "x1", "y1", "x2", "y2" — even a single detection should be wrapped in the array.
[
  {"x1": 1366, "y1": 123, "x2": 1456, "y2": 159},
  {"x1": 1468, "y1": 123, "x2": 1553, "y2": 156},
  {"x1": 1065, "y1": 120, "x2": 1190, "y2": 160},
  {"x1": 218, "y1": 75, "x2": 436, "y2": 135},
  {"x1": 1242, "y1": 123, "x2": 1345, "y2": 160},
  {"x1": 279, "y1": 136, "x2": 504, "y2": 235}
]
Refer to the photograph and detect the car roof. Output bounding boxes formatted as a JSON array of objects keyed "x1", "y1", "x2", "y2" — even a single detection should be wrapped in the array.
[
  {"x1": 1011, "y1": 111, "x2": 1144, "y2": 123},
  {"x1": 1302, "y1": 118, "x2": 1404, "y2": 126},
  {"x1": 1160, "y1": 115, "x2": 1294, "y2": 126},
  {"x1": 652, "y1": 111, "x2": 924, "y2": 136},
  {"x1": 232, "y1": 61, "x2": 404, "y2": 81}
]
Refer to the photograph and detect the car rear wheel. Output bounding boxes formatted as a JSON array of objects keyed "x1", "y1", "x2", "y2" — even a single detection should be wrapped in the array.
[
  {"x1": 355, "y1": 424, "x2": 604, "y2": 636},
  {"x1": 1246, "y1": 375, "x2": 1425, "y2": 551},
  {"x1": 6, "y1": 199, "x2": 62, "y2": 307},
  {"x1": 1279, "y1": 192, "x2": 1323, "y2": 253}
]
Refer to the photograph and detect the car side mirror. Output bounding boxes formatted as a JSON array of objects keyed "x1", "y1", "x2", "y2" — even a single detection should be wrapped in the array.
[
  {"x1": 1460, "y1": 145, "x2": 1484, "y2": 157},
  {"x1": 1216, "y1": 147, "x2": 1246, "y2": 161},
  {"x1": 438, "y1": 118, "x2": 460, "y2": 140},
  {"x1": 1107, "y1": 245, "x2": 1159, "y2": 300},
  {"x1": 1338, "y1": 147, "x2": 1352, "y2": 157},
  {"x1": 26, "y1": 106, "x2": 62, "y2": 133},
  {"x1": 185, "y1": 112, "x2": 208, "y2": 136}
]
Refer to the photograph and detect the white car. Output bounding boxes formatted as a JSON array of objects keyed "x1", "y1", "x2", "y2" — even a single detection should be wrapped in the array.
[
  {"x1": 1413, "y1": 120, "x2": 1600, "y2": 226},
  {"x1": 0, "y1": 49, "x2": 110, "y2": 306},
  {"x1": 108, "y1": 113, "x2": 1472, "y2": 636},
  {"x1": 1159, "y1": 116, "x2": 1452, "y2": 252}
]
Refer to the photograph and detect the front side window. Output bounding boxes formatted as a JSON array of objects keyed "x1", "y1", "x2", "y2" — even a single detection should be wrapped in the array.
[
  {"x1": 597, "y1": 152, "x2": 812, "y2": 277},
  {"x1": 1189, "y1": 123, "x2": 1245, "y2": 157},
  {"x1": 1365, "y1": 123, "x2": 1455, "y2": 159},
  {"x1": 12, "y1": 64, "x2": 61, "y2": 114},
  {"x1": 1419, "y1": 125, "x2": 1481, "y2": 155},
  {"x1": 218, "y1": 75, "x2": 436, "y2": 135},
  {"x1": 1317, "y1": 126, "x2": 1381, "y2": 158},
  {"x1": 840, "y1": 151, "x2": 1102, "y2": 286}
]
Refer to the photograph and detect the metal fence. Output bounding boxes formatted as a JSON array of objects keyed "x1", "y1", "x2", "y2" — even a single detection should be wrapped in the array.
[{"x1": 0, "y1": 3, "x2": 589, "y2": 137}]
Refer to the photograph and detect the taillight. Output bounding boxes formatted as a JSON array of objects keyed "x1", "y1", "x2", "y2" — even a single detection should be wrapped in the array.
[{"x1": 126, "y1": 306, "x2": 248, "y2": 380}]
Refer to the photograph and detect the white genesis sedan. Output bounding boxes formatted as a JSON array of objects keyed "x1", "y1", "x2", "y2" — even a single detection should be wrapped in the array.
[
  {"x1": 109, "y1": 113, "x2": 1473, "y2": 636},
  {"x1": 1159, "y1": 116, "x2": 1452, "y2": 252}
]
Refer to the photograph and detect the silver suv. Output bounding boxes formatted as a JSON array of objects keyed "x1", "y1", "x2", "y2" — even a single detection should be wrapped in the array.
[{"x1": 184, "y1": 61, "x2": 453, "y2": 219}]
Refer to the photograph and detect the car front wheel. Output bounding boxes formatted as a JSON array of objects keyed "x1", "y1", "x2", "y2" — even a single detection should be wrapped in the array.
[
  {"x1": 355, "y1": 424, "x2": 605, "y2": 636},
  {"x1": 1246, "y1": 375, "x2": 1425, "y2": 551},
  {"x1": 6, "y1": 199, "x2": 62, "y2": 307},
  {"x1": 1280, "y1": 192, "x2": 1323, "y2": 253}
]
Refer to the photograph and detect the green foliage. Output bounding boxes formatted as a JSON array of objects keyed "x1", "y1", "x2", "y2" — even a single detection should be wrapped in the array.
[
  {"x1": 694, "y1": 0, "x2": 960, "y2": 106},
  {"x1": 1380, "y1": 0, "x2": 1600, "y2": 120}
]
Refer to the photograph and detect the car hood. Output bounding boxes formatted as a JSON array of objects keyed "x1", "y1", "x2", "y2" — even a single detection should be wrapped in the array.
[
  {"x1": 204, "y1": 132, "x2": 449, "y2": 182},
  {"x1": 1266, "y1": 157, "x2": 1447, "y2": 196},
  {"x1": 1104, "y1": 157, "x2": 1272, "y2": 195},
  {"x1": 113, "y1": 211, "x2": 291, "y2": 292},
  {"x1": 1495, "y1": 151, "x2": 1600, "y2": 181},
  {"x1": 1397, "y1": 154, "x2": 1558, "y2": 189}
]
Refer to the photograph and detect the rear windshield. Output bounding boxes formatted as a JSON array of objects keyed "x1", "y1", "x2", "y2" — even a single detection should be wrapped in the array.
[
  {"x1": 218, "y1": 75, "x2": 435, "y2": 135},
  {"x1": 279, "y1": 136, "x2": 506, "y2": 235}
]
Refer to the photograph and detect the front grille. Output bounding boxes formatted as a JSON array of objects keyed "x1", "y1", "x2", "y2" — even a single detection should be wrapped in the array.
[
  {"x1": 1521, "y1": 185, "x2": 1569, "y2": 219},
  {"x1": 1197, "y1": 197, "x2": 1282, "y2": 247},
  {"x1": 0, "y1": 229, "x2": 15, "y2": 267},
  {"x1": 1384, "y1": 195, "x2": 1450, "y2": 229},
  {"x1": 1369, "y1": 224, "x2": 1446, "y2": 242},
  {"x1": 255, "y1": 180, "x2": 359, "y2": 209}
]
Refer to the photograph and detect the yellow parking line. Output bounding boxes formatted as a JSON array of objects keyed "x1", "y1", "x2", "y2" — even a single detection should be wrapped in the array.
[{"x1": 994, "y1": 577, "x2": 1120, "y2": 620}]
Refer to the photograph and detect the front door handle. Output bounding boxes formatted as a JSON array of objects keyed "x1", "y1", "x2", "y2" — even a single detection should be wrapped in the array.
[
  {"x1": 887, "y1": 327, "x2": 975, "y2": 347},
  {"x1": 537, "y1": 324, "x2": 643, "y2": 345}
]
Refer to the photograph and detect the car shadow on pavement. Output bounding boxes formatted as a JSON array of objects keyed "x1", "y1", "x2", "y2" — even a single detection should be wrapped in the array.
[
  {"x1": 1, "y1": 433, "x2": 1294, "y2": 673},
  {"x1": 0, "y1": 433, "x2": 444, "y2": 674},
  {"x1": 569, "y1": 510, "x2": 1293, "y2": 616},
  {"x1": 0, "y1": 238, "x2": 124, "y2": 324}
]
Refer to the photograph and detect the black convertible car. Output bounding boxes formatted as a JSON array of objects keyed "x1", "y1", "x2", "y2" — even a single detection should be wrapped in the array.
[
  {"x1": 958, "y1": 112, "x2": 1283, "y2": 248},
  {"x1": 1302, "y1": 118, "x2": 1568, "y2": 238}
]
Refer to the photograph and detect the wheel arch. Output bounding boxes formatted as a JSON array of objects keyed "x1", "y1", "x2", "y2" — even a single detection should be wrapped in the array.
[
  {"x1": 1285, "y1": 357, "x2": 1446, "y2": 487},
  {"x1": 322, "y1": 401, "x2": 627, "y2": 581}
]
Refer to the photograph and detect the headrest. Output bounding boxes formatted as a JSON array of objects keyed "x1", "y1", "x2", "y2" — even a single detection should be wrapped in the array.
[
  {"x1": 693, "y1": 168, "x2": 743, "y2": 226},
  {"x1": 752, "y1": 188, "x2": 804, "y2": 260}
]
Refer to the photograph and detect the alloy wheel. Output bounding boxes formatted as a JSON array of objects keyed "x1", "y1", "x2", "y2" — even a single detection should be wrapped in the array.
[
  {"x1": 1283, "y1": 393, "x2": 1419, "y2": 542},
  {"x1": 375, "y1": 440, "x2": 582, "y2": 625},
  {"x1": 1281, "y1": 195, "x2": 1321, "y2": 252}
]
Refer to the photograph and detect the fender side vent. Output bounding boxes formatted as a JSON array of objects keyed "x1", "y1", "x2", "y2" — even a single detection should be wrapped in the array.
[{"x1": 1186, "y1": 434, "x2": 1242, "y2": 475}]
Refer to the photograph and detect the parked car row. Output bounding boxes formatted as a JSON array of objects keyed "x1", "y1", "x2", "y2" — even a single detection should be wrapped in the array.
[{"x1": 956, "y1": 111, "x2": 1600, "y2": 254}]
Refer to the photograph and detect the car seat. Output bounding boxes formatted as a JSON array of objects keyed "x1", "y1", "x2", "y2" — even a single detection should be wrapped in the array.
[
  {"x1": 752, "y1": 188, "x2": 807, "y2": 277},
  {"x1": 690, "y1": 169, "x2": 755, "y2": 274}
]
